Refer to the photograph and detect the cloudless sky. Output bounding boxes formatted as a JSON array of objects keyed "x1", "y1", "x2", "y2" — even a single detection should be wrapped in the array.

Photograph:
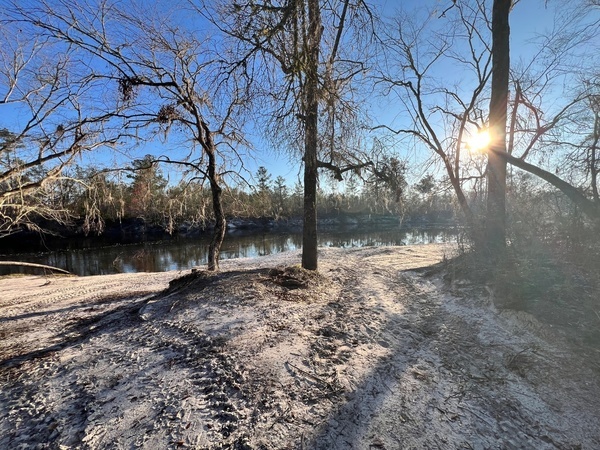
[
  {"x1": 252, "y1": 0, "x2": 580, "y2": 189},
  {"x1": 1, "y1": 0, "x2": 595, "y2": 190}
]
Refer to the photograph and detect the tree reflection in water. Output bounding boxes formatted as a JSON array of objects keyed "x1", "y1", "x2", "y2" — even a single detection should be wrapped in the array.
[{"x1": 2, "y1": 228, "x2": 456, "y2": 276}]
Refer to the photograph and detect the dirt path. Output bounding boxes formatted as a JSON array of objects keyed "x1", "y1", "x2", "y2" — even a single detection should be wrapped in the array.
[{"x1": 1, "y1": 244, "x2": 598, "y2": 449}]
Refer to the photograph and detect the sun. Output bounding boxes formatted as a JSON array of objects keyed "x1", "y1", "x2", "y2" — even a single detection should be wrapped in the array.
[{"x1": 466, "y1": 129, "x2": 491, "y2": 153}]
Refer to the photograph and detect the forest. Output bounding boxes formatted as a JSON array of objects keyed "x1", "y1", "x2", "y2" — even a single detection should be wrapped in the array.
[{"x1": 0, "y1": 157, "x2": 453, "y2": 235}]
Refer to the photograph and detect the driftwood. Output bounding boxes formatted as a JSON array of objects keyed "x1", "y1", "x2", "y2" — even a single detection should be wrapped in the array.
[{"x1": 0, "y1": 261, "x2": 72, "y2": 275}]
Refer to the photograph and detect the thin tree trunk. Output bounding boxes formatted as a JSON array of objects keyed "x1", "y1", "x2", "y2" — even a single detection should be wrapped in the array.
[
  {"x1": 301, "y1": 0, "x2": 321, "y2": 271},
  {"x1": 442, "y1": 156, "x2": 475, "y2": 226},
  {"x1": 203, "y1": 123, "x2": 226, "y2": 271},
  {"x1": 591, "y1": 111, "x2": 599, "y2": 202},
  {"x1": 486, "y1": 0, "x2": 511, "y2": 253}
]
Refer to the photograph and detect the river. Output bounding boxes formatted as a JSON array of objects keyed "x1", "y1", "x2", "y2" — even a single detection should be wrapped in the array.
[{"x1": 0, "y1": 227, "x2": 457, "y2": 276}]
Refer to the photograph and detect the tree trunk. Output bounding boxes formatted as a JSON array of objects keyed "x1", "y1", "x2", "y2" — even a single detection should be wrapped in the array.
[
  {"x1": 301, "y1": 0, "x2": 321, "y2": 271},
  {"x1": 442, "y1": 157, "x2": 475, "y2": 226},
  {"x1": 591, "y1": 111, "x2": 599, "y2": 202},
  {"x1": 203, "y1": 124, "x2": 226, "y2": 271},
  {"x1": 486, "y1": 0, "x2": 511, "y2": 253}
]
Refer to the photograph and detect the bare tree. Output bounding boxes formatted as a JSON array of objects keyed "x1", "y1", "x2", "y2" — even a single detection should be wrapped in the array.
[
  {"x1": 6, "y1": 0, "x2": 252, "y2": 270},
  {"x1": 210, "y1": 0, "x2": 377, "y2": 270},
  {"x1": 492, "y1": 3, "x2": 600, "y2": 222},
  {"x1": 486, "y1": 0, "x2": 510, "y2": 252},
  {"x1": 0, "y1": 24, "x2": 128, "y2": 237},
  {"x1": 588, "y1": 96, "x2": 600, "y2": 203},
  {"x1": 378, "y1": 0, "x2": 600, "y2": 245},
  {"x1": 376, "y1": 1, "x2": 492, "y2": 232}
]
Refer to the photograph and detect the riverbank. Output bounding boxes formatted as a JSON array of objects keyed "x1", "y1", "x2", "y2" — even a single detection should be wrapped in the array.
[
  {"x1": 0, "y1": 213, "x2": 454, "y2": 256},
  {"x1": 0, "y1": 227, "x2": 458, "y2": 276},
  {"x1": 1, "y1": 244, "x2": 598, "y2": 449}
]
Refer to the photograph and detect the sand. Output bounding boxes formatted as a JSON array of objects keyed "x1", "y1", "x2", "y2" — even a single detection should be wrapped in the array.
[{"x1": 1, "y1": 244, "x2": 599, "y2": 449}]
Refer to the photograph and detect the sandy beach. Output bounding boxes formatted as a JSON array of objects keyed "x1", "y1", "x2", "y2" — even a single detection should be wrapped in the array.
[{"x1": 1, "y1": 244, "x2": 598, "y2": 449}]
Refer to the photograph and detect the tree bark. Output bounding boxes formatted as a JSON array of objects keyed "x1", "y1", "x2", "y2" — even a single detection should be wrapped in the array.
[
  {"x1": 591, "y1": 111, "x2": 599, "y2": 202},
  {"x1": 301, "y1": 0, "x2": 321, "y2": 271},
  {"x1": 486, "y1": 0, "x2": 511, "y2": 253},
  {"x1": 203, "y1": 123, "x2": 226, "y2": 271}
]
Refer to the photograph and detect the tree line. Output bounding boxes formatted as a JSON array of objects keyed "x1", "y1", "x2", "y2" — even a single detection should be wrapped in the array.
[
  {"x1": 1, "y1": 0, "x2": 598, "y2": 271},
  {"x1": 15, "y1": 157, "x2": 454, "y2": 233}
]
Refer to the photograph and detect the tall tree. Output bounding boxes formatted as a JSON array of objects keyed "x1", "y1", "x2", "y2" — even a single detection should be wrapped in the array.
[
  {"x1": 212, "y1": 0, "x2": 376, "y2": 270},
  {"x1": 255, "y1": 166, "x2": 272, "y2": 193},
  {"x1": 8, "y1": 0, "x2": 251, "y2": 270},
  {"x1": 253, "y1": 165, "x2": 273, "y2": 216},
  {"x1": 486, "y1": 0, "x2": 511, "y2": 253},
  {"x1": 488, "y1": 3, "x2": 600, "y2": 223},
  {"x1": 379, "y1": 0, "x2": 600, "y2": 244},
  {"x1": 302, "y1": 0, "x2": 322, "y2": 269},
  {"x1": 0, "y1": 25, "x2": 128, "y2": 237},
  {"x1": 127, "y1": 155, "x2": 167, "y2": 221},
  {"x1": 273, "y1": 175, "x2": 289, "y2": 216},
  {"x1": 377, "y1": 1, "x2": 492, "y2": 230}
]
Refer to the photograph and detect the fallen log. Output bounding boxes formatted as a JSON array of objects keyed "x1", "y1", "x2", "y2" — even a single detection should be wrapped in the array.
[{"x1": 0, "y1": 261, "x2": 72, "y2": 275}]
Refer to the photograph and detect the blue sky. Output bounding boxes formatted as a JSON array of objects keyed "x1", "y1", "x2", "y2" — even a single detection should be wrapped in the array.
[
  {"x1": 1, "y1": 0, "x2": 596, "y2": 191},
  {"x1": 252, "y1": 0, "x2": 581, "y2": 188}
]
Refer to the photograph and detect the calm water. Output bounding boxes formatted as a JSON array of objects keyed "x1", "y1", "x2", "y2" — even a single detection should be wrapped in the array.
[{"x1": 0, "y1": 228, "x2": 457, "y2": 276}]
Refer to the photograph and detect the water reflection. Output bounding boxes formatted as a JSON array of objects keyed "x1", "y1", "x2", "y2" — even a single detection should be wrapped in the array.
[{"x1": 1, "y1": 228, "x2": 456, "y2": 276}]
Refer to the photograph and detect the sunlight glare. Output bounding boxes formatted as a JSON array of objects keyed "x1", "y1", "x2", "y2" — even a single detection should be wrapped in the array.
[{"x1": 467, "y1": 130, "x2": 491, "y2": 153}]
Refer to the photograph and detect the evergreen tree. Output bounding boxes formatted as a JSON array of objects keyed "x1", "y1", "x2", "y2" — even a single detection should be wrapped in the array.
[
  {"x1": 127, "y1": 155, "x2": 167, "y2": 221},
  {"x1": 256, "y1": 166, "x2": 272, "y2": 193},
  {"x1": 273, "y1": 176, "x2": 289, "y2": 216}
]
